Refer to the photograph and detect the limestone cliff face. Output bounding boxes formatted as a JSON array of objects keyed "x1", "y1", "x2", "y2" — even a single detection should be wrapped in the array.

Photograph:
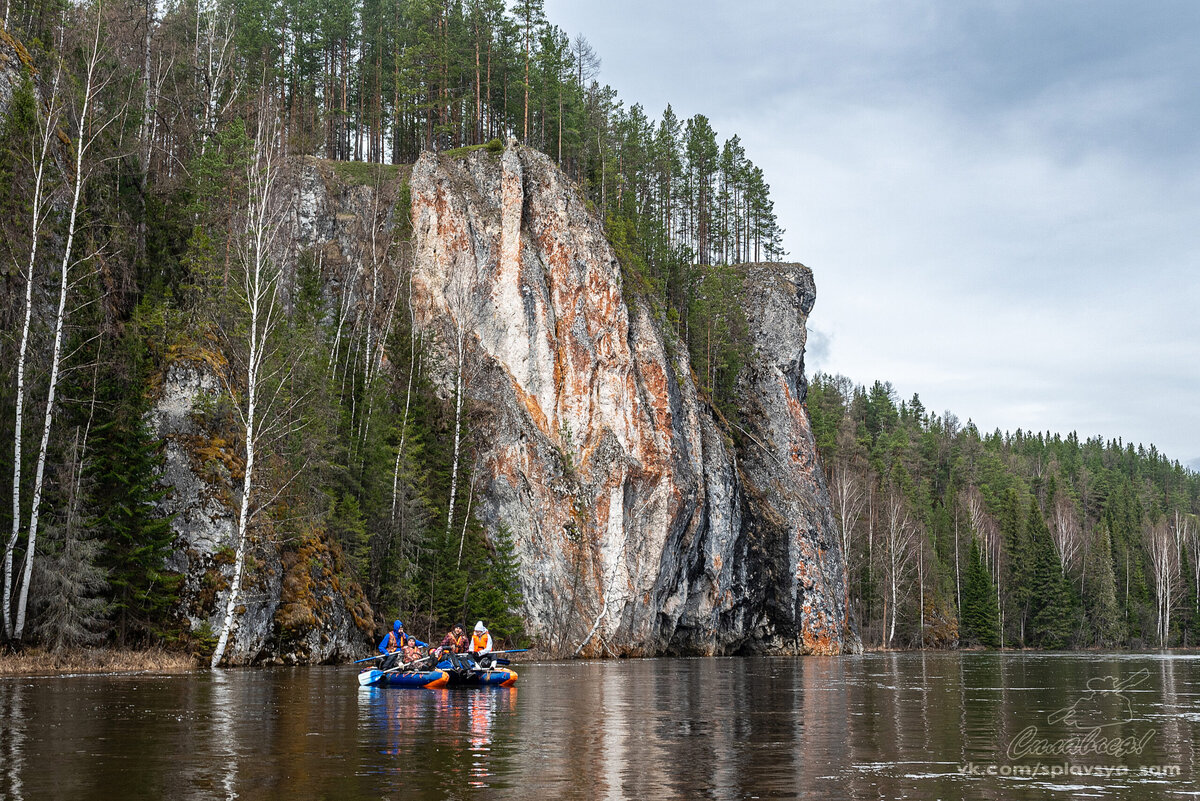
[
  {"x1": 409, "y1": 147, "x2": 859, "y2": 655},
  {"x1": 151, "y1": 353, "x2": 374, "y2": 665},
  {"x1": 146, "y1": 159, "x2": 389, "y2": 665},
  {"x1": 144, "y1": 146, "x2": 857, "y2": 661}
]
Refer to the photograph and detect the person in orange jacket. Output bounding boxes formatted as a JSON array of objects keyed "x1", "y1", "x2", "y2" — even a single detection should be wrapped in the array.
[
  {"x1": 470, "y1": 621, "x2": 493, "y2": 654},
  {"x1": 439, "y1": 623, "x2": 468, "y2": 653}
]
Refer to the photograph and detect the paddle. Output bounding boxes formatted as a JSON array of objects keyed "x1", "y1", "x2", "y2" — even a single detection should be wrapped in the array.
[
  {"x1": 358, "y1": 654, "x2": 435, "y2": 686},
  {"x1": 352, "y1": 653, "x2": 389, "y2": 664}
]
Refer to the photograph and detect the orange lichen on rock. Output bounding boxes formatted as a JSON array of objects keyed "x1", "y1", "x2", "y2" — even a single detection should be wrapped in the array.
[
  {"x1": 407, "y1": 150, "x2": 858, "y2": 656},
  {"x1": 0, "y1": 26, "x2": 37, "y2": 73},
  {"x1": 181, "y1": 434, "x2": 245, "y2": 482}
]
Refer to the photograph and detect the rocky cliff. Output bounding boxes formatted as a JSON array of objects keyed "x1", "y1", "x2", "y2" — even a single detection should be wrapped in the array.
[
  {"x1": 6, "y1": 25, "x2": 854, "y2": 659},
  {"x1": 408, "y1": 146, "x2": 859, "y2": 655},
  {"x1": 135, "y1": 145, "x2": 858, "y2": 661},
  {"x1": 147, "y1": 159, "x2": 391, "y2": 665}
]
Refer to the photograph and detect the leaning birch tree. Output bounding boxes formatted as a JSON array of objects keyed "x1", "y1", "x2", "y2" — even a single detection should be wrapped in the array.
[
  {"x1": 209, "y1": 105, "x2": 290, "y2": 668},
  {"x1": 6, "y1": 7, "x2": 114, "y2": 641},
  {"x1": 3, "y1": 44, "x2": 65, "y2": 641}
]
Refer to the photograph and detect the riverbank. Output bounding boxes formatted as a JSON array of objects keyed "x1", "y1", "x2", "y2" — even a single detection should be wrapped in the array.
[{"x1": 0, "y1": 648, "x2": 198, "y2": 677}]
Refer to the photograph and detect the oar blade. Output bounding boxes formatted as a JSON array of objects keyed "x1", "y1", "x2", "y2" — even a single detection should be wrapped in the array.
[{"x1": 358, "y1": 669, "x2": 382, "y2": 687}]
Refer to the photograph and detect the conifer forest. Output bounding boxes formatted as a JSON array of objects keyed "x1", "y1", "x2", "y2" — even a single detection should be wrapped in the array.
[
  {"x1": 0, "y1": 0, "x2": 785, "y2": 655},
  {"x1": 807, "y1": 375, "x2": 1200, "y2": 650},
  {"x1": 2, "y1": 0, "x2": 1196, "y2": 659}
]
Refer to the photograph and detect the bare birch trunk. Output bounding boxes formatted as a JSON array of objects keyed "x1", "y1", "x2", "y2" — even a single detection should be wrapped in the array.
[
  {"x1": 445, "y1": 322, "x2": 466, "y2": 540},
  {"x1": 390, "y1": 269, "x2": 416, "y2": 521},
  {"x1": 3, "y1": 56, "x2": 62, "y2": 639},
  {"x1": 211, "y1": 106, "x2": 286, "y2": 668},
  {"x1": 12, "y1": 13, "x2": 106, "y2": 640}
]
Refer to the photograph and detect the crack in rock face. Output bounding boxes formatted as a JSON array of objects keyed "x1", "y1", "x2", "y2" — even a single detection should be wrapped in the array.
[
  {"x1": 410, "y1": 147, "x2": 859, "y2": 656},
  {"x1": 143, "y1": 145, "x2": 858, "y2": 662}
]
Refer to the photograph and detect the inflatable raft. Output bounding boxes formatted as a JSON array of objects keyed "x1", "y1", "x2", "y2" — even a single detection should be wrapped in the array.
[
  {"x1": 358, "y1": 667, "x2": 450, "y2": 688},
  {"x1": 358, "y1": 654, "x2": 517, "y2": 688}
]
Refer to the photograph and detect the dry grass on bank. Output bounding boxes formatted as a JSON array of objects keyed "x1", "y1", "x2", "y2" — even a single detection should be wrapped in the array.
[{"x1": 0, "y1": 648, "x2": 199, "y2": 677}]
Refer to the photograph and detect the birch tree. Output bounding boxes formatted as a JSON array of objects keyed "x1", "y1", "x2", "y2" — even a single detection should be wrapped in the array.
[
  {"x1": 210, "y1": 104, "x2": 292, "y2": 668},
  {"x1": 965, "y1": 486, "x2": 1001, "y2": 583},
  {"x1": 881, "y1": 486, "x2": 920, "y2": 648},
  {"x1": 828, "y1": 459, "x2": 865, "y2": 585},
  {"x1": 6, "y1": 7, "x2": 114, "y2": 641},
  {"x1": 443, "y1": 263, "x2": 477, "y2": 544},
  {"x1": 194, "y1": 0, "x2": 238, "y2": 159},
  {"x1": 1050, "y1": 494, "x2": 1083, "y2": 575},
  {"x1": 3, "y1": 45, "x2": 64, "y2": 641},
  {"x1": 1146, "y1": 517, "x2": 1179, "y2": 648}
]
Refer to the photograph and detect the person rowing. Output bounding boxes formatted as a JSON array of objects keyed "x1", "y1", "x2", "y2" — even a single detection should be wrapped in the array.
[{"x1": 378, "y1": 620, "x2": 427, "y2": 670}]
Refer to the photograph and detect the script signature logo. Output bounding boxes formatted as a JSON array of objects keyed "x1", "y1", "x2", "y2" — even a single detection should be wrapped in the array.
[{"x1": 1006, "y1": 669, "x2": 1156, "y2": 760}]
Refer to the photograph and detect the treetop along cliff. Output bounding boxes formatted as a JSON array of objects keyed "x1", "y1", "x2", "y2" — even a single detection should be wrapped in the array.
[{"x1": 0, "y1": 1, "x2": 810, "y2": 660}]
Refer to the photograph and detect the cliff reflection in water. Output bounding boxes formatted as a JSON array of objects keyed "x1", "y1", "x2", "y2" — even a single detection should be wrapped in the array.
[{"x1": 0, "y1": 655, "x2": 1197, "y2": 800}]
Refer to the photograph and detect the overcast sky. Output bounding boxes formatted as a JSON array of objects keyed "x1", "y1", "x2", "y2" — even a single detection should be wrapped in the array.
[{"x1": 544, "y1": 0, "x2": 1200, "y2": 467}]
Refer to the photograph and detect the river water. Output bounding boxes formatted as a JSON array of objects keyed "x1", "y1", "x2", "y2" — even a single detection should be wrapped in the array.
[{"x1": 1, "y1": 652, "x2": 1197, "y2": 800}]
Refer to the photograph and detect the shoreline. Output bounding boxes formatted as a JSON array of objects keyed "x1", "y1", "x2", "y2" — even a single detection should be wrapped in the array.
[
  {"x1": 0, "y1": 648, "x2": 200, "y2": 677},
  {"x1": 6, "y1": 644, "x2": 1195, "y2": 678}
]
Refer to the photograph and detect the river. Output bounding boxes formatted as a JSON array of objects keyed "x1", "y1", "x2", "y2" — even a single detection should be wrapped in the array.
[{"x1": 1, "y1": 652, "x2": 1196, "y2": 799}]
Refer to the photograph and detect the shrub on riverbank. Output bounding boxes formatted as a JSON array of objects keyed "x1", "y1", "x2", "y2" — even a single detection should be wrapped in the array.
[{"x1": 0, "y1": 648, "x2": 198, "y2": 677}]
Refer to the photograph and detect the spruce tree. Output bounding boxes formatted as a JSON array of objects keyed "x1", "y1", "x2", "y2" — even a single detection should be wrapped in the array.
[
  {"x1": 960, "y1": 539, "x2": 999, "y2": 647},
  {"x1": 1085, "y1": 522, "x2": 1122, "y2": 646},
  {"x1": 88, "y1": 337, "x2": 181, "y2": 645},
  {"x1": 1027, "y1": 503, "x2": 1077, "y2": 648},
  {"x1": 999, "y1": 488, "x2": 1032, "y2": 645},
  {"x1": 32, "y1": 522, "x2": 108, "y2": 652}
]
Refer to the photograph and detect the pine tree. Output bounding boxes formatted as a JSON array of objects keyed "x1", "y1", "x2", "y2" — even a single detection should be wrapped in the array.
[{"x1": 960, "y1": 539, "x2": 999, "y2": 647}]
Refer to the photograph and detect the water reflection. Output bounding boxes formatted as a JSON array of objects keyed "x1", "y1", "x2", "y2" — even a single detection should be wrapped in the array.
[
  {"x1": 358, "y1": 683, "x2": 517, "y2": 793},
  {"x1": 1, "y1": 680, "x2": 25, "y2": 801},
  {"x1": 211, "y1": 671, "x2": 239, "y2": 800},
  {"x1": 0, "y1": 654, "x2": 1197, "y2": 799}
]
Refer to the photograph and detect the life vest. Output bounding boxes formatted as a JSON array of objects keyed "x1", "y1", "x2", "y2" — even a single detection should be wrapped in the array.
[{"x1": 471, "y1": 631, "x2": 489, "y2": 651}]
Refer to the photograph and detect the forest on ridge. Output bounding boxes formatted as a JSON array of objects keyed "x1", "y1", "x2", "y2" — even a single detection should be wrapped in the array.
[
  {"x1": 0, "y1": 0, "x2": 785, "y2": 656},
  {"x1": 808, "y1": 374, "x2": 1200, "y2": 651}
]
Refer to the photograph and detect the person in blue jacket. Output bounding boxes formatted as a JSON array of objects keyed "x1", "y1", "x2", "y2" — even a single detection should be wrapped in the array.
[{"x1": 378, "y1": 620, "x2": 427, "y2": 669}]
